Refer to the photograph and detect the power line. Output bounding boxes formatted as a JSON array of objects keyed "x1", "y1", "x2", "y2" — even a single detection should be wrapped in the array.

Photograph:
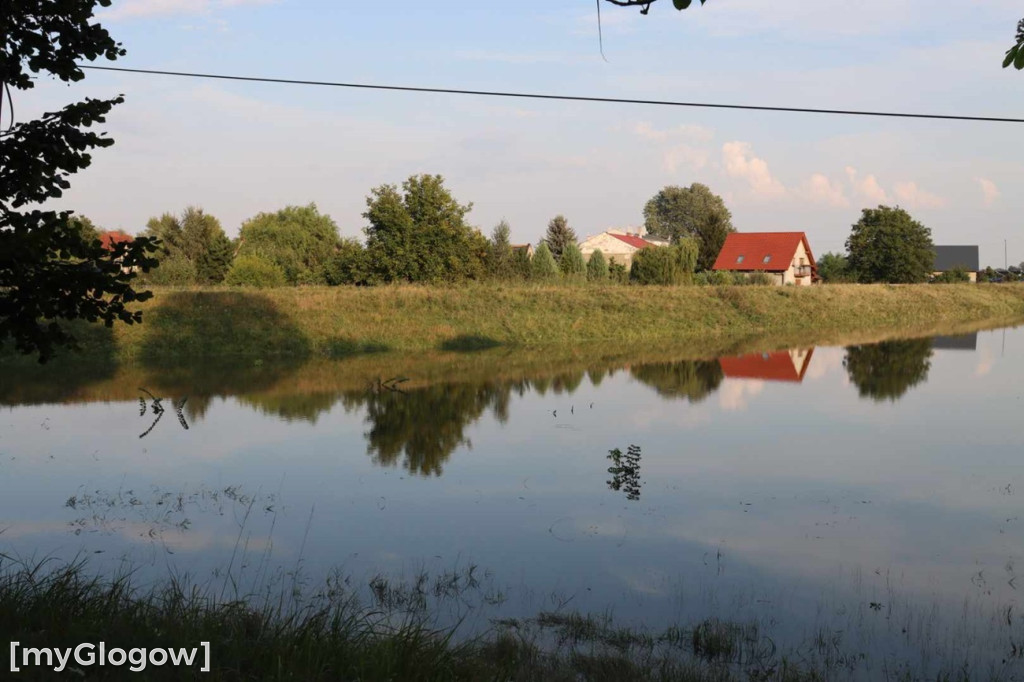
[{"x1": 79, "y1": 64, "x2": 1024, "y2": 124}]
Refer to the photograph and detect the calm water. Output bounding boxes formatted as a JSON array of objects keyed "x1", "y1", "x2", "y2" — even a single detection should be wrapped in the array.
[{"x1": 2, "y1": 326, "x2": 1024, "y2": 673}]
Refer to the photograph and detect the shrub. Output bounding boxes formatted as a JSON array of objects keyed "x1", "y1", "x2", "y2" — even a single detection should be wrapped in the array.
[
  {"x1": 693, "y1": 271, "x2": 711, "y2": 286},
  {"x1": 325, "y1": 238, "x2": 369, "y2": 286},
  {"x1": 144, "y1": 255, "x2": 197, "y2": 286},
  {"x1": 237, "y1": 203, "x2": 339, "y2": 285},
  {"x1": 560, "y1": 243, "x2": 586, "y2": 282},
  {"x1": 608, "y1": 258, "x2": 629, "y2": 284},
  {"x1": 708, "y1": 270, "x2": 733, "y2": 286},
  {"x1": 586, "y1": 250, "x2": 609, "y2": 282},
  {"x1": 932, "y1": 266, "x2": 971, "y2": 283},
  {"x1": 746, "y1": 272, "x2": 775, "y2": 286},
  {"x1": 225, "y1": 255, "x2": 287, "y2": 288},
  {"x1": 531, "y1": 242, "x2": 559, "y2": 281}
]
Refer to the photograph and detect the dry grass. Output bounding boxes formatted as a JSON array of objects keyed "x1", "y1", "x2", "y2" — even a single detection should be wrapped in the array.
[{"x1": 17, "y1": 282, "x2": 1024, "y2": 362}]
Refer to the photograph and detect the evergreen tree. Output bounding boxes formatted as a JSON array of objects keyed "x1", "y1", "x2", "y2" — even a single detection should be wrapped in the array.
[
  {"x1": 531, "y1": 242, "x2": 559, "y2": 281},
  {"x1": 560, "y1": 242, "x2": 587, "y2": 282},
  {"x1": 487, "y1": 219, "x2": 515, "y2": 280},
  {"x1": 587, "y1": 249, "x2": 609, "y2": 282},
  {"x1": 512, "y1": 247, "x2": 532, "y2": 281},
  {"x1": 544, "y1": 215, "x2": 577, "y2": 262}
]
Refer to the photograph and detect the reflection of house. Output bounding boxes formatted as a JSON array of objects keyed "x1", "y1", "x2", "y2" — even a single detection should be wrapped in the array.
[
  {"x1": 931, "y1": 333, "x2": 977, "y2": 351},
  {"x1": 712, "y1": 232, "x2": 817, "y2": 285},
  {"x1": 719, "y1": 348, "x2": 815, "y2": 383},
  {"x1": 578, "y1": 227, "x2": 662, "y2": 269},
  {"x1": 932, "y1": 245, "x2": 979, "y2": 282}
]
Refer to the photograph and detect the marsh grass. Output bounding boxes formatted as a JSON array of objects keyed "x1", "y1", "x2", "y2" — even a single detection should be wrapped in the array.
[{"x1": 2, "y1": 559, "x2": 1022, "y2": 681}]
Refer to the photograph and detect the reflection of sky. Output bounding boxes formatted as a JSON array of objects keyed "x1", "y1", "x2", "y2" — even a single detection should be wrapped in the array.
[{"x1": 2, "y1": 327, "x2": 1024, "y2": 664}]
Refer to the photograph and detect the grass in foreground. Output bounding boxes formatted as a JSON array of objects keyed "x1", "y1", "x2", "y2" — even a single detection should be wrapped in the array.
[{"x1": 1, "y1": 560, "x2": 1018, "y2": 681}]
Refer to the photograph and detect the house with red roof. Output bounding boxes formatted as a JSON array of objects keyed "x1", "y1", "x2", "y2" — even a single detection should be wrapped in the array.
[
  {"x1": 720, "y1": 348, "x2": 815, "y2": 383},
  {"x1": 97, "y1": 230, "x2": 134, "y2": 252},
  {"x1": 578, "y1": 228, "x2": 664, "y2": 269},
  {"x1": 712, "y1": 232, "x2": 817, "y2": 285}
]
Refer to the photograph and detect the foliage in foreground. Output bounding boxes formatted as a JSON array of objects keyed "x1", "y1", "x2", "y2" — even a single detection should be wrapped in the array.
[{"x1": 1, "y1": 0, "x2": 158, "y2": 361}]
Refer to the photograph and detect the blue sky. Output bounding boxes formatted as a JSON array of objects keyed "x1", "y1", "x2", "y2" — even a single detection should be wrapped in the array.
[{"x1": 26, "y1": 0, "x2": 1024, "y2": 265}]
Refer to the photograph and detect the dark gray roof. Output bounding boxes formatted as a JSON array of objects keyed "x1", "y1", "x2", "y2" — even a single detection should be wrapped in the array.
[{"x1": 933, "y1": 245, "x2": 979, "y2": 272}]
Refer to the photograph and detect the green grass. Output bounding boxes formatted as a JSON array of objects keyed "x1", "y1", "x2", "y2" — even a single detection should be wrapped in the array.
[
  {"x1": 8, "y1": 283, "x2": 1023, "y2": 362},
  {"x1": 1, "y1": 559, "x2": 1019, "y2": 681}
]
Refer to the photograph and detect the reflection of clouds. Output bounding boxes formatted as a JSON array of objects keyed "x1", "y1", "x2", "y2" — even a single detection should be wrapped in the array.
[
  {"x1": 625, "y1": 401, "x2": 711, "y2": 430},
  {"x1": 718, "y1": 380, "x2": 764, "y2": 411},
  {"x1": 974, "y1": 348, "x2": 994, "y2": 377},
  {"x1": 804, "y1": 347, "x2": 845, "y2": 382}
]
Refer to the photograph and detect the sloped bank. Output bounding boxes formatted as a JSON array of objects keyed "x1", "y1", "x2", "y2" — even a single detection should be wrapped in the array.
[{"x1": 8, "y1": 283, "x2": 1024, "y2": 362}]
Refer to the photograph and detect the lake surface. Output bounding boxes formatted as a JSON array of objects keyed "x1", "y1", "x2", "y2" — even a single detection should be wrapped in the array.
[{"x1": 2, "y1": 325, "x2": 1024, "y2": 675}]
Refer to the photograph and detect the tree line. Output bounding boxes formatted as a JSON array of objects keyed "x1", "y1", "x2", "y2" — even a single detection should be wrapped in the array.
[{"x1": 81, "y1": 175, "x2": 736, "y2": 289}]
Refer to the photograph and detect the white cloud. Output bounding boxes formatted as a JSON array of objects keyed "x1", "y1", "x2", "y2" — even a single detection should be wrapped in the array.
[
  {"x1": 893, "y1": 181, "x2": 948, "y2": 209},
  {"x1": 722, "y1": 141, "x2": 786, "y2": 200},
  {"x1": 976, "y1": 178, "x2": 1000, "y2": 207},
  {"x1": 845, "y1": 167, "x2": 891, "y2": 204},
  {"x1": 800, "y1": 173, "x2": 849, "y2": 208},
  {"x1": 101, "y1": 0, "x2": 273, "y2": 20},
  {"x1": 663, "y1": 145, "x2": 709, "y2": 173}
]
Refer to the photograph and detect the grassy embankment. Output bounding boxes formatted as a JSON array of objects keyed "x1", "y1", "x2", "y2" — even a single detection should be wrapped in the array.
[{"x1": 19, "y1": 282, "x2": 1024, "y2": 362}]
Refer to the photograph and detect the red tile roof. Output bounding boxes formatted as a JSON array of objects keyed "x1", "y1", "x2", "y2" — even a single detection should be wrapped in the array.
[
  {"x1": 98, "y1": 230, "x2": 134, "y2": 251},
  {"x1": 712, "y1": 232, "x2": 815, "y2": 272},
  {"x1": 610, "y1": 233, "x2": 657, "y2": 250},
  {"x1": 719, "y1": 349, "x2": 815, "y2": 383}
]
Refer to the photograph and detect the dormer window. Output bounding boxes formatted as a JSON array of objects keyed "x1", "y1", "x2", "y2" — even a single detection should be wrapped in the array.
[
  {"x1": 736, "y1": 255, "x2": 745, "y2": 264},
  {"x1": 762, "y1": 255, "x2": 772, "y2": 264}
]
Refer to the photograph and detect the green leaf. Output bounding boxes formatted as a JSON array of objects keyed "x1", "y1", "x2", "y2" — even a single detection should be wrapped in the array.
[
  {"x1": 1004, "y1": 44, "x2": 1019, "y2": 68},
  {"x1": 673, "y1": 0, "x2": 693, "y2": 9},
  {"x1": 1016, "y1": 43, "x2": 1024, "y2": 69}
]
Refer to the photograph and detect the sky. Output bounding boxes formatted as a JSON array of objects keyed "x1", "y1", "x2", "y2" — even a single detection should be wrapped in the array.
[{"x1": 20, "y1": 0, "x2": 1024, "y2": 266}]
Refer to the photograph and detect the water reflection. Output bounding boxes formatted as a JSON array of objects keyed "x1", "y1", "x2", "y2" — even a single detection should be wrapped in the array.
[
  {"x1": 843, "y1": 338, "x2": 934, "y2": 402},
  {"x1": 629, "y1": 360, "x2": 723, "y2": 402}
]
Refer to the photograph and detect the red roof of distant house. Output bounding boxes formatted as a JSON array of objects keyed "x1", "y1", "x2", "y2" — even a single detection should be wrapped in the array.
[
  {"x1": 719, "y1": 349, "x2": 815, "y2": 383},
  {"x1": 712, "y1": 232, "x2": 815, "y2": 273},
  {"x1": 610, "y1": 233, "x2": 657, "y2": 250},
  {"x1": 98, "y1": 230, "x2": 134, "y2": 251}
]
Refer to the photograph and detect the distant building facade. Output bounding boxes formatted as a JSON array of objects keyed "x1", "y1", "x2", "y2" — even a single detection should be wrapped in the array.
[
  {"x1": 578, "y1": 227, "x2": 662, "y2": 269},
  {"x1": 712, "y1": 232, "x2": 817, "y2": 286},
  {"x1": 932, "y1": 245, "x2": 979, "y2": 282}
]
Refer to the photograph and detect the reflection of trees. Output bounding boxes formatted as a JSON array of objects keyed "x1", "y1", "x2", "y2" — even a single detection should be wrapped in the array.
[
  {"x1": 843, "y1": 339, "x2": 933, "y2": 402},
  {"x1": 363, "y1": 383, "x2": 506, "y2": 476},
  {"x1": 629, "y1": 360, "x2": 723, "y2": 403}
]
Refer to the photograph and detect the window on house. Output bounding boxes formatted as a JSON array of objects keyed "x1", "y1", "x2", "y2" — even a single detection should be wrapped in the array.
[
  {"x1": 762, "y1": 255, "x2": 772, "y2": 264},
  {"x1": 736, "y1": 255, "x2": 745, "y2": 264}
]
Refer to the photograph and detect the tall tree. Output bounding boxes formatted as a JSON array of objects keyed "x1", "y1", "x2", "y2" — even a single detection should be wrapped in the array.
[
  {"x1": 846, "y1": 206, "x2": 934, "y2": 284},
  {"x1": 643, "y1": 184, "x2": 733, "y2": 271},
  {"x1": 238, "y1": 204, "x2": 340, "y2": 285},
  {"x1": 364, "y1": 175, "x2": 486, "y2": 283},
  {"x1": 544, "y1": 215, "x2": 578, "y2": 263},
  {"x1": 817, "y1": 252, "x2": 855, "y2": 283},
  {"x1": 1, "y1": 0, "x2": 157, "y2": 361}
]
